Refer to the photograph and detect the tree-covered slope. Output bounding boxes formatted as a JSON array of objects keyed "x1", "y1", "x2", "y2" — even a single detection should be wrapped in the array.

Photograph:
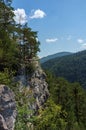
[
  {"x1": 42, "y1": 50, "x2": 86, "y2": 89},
  {"x1": 34, "y1": 72, "x2": 86, "y2": 130},
  {"x1": 40, "y1": 52, "x2": 72, "y2": 63}
]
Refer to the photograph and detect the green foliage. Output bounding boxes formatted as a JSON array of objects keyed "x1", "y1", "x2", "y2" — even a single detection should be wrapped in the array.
[
  {"x1": 14, "y1": 87, "x2": 34, "y2": 130},
  {"x1": 0, "y1": 0, "x2": 40, "y2": 75},
  {"x1": 14, "y1": 104, "x2": 30, "y2": 130},
  {"x1": 0, "y1": 70, "x2": 10, "y2": 85},
  {"x1": 34, "y1": 99, "x2": 67, "y2": 130},
  {"x1": 25, "y1": 62, "x2": 36, "y2": 74},
  {"x1": 45, "y1": 71, "x2": 86, "y2": 130}
]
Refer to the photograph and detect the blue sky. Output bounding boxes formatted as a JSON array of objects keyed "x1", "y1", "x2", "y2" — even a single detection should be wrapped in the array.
[{"x1": 12, "y1": 0, "x2": 86, "y2": 58}]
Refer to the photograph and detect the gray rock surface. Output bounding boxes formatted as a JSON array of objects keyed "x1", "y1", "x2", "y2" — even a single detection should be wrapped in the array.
[
  {"x1": 15, "y1": 59, "x2": 49, "y2": 112},
  {"x1": 0, "y1": 85, "x2": 17, "y2": 130},
  {"x1": 0, "y1": 59, "x2": 49, "y2": 130},
  {"x1": 29, "y1": 62, "x2": 49, "y2": 111},
  {"x1": 0, "y1": 114, "x2": 8, "y2": 130}
]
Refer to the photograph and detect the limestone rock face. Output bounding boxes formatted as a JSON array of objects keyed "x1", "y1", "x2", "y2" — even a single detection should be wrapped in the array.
[
  {"x1": 0, "y1": 85, "x2": 17, "y2": 130},
  {"x1": 29, "y1": 63, "x2": 49, "y2": 111},
  {"x1": 0, "y1": 114, "x2": 8, "y2": 130}
]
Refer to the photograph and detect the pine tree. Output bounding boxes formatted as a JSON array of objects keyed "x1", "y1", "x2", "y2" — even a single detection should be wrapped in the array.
[{"x1": 0, "y1": 0, "x2": 19, "y2": 73}]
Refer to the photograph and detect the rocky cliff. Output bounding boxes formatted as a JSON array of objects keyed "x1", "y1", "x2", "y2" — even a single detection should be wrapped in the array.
[
  {"x1": 0, "y1": 60, "x2": 49, "y2": 129},
  {"x1": 29, "y1": 66, "x2": 49, "y2": 111},
  {"x1": 0, "y1": 85, "x2": 17, "y2": 130},
  {"x1": 14, "y1": 58, "x2": 49, "y2": 110}
]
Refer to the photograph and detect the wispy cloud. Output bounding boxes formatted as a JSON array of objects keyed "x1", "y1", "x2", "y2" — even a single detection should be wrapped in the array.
[
  {"x1": 14, "y1": 8, "x2": 27, "y2": 24},
  {"x1": 77, "y1": 38, "x2": 86, "y2": 49},
  {"x1": 81, "y1": 43, "x2": 86, "y2": 49},
  {"x1": 29, "y1": 9, "x2": 46, "y2": 19},
  {"x1": 66, "y1": 35, "x2": 72, "y2": 41},
  {"x1": 77, "y1": 38, "x2": 84, "y2": 44},
  {"x1": 46, "y1": 38, "x2": 58, "y2": 43}
]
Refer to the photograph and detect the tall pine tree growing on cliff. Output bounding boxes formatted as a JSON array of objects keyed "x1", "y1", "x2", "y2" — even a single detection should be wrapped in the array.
[
  {"x1": 15, "y1": 23, "x2": 40, "y2": 74},
  {"x1": 0, "y1": 0, "x2": 40, "y2": 74},
  {"x1": 22, "y1": 23, "x2": 40, "y2": 60},
  {"x1": 0, "y1": 0, "x2": 19, "y2": 73}
]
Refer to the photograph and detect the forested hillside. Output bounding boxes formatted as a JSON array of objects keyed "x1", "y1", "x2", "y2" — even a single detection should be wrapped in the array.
[
  {"x1": 40, "y1": 52, "x2": 72, "y2": 63},
  {"x1": 33, "y1": 71, "x2": 86, "y2": 130},
  {"x1": 42, "y1": 50, "x2": 86, "y2": 89}
]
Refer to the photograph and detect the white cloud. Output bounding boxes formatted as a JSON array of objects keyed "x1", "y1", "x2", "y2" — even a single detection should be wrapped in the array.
[
  {"x1": 14, "y1": 8, "x2": 27, "y2": 24},
  {"x1": 46, "y1": 38, "x2": 58, "y2": 43},
  {"x1": 77, "y1": 38, "x2": 86, "y2": 49},
  {"x1": 29, "y1": 9, "x2": 46, "y2": 19},
  {"x1": 77, "y1": 38, "x2": 84, "y2": 44},
  {"x1": 81, "y1": 43, "x2": 86, "y2": 49}
]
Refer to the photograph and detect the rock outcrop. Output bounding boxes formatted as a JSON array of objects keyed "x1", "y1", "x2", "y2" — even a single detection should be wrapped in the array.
[
  {"x1": 0, "y1": 59, "x2": 49, "y2": 130},
  {"x1": 15, "y1": 59, "x2": 49, "y2": 112},
  {"x1": 28, "y1": 60, "x2": 49, "y2": 111},
  {"x1": 0, "y1": 85, "x2": 17, "y2": 130}
]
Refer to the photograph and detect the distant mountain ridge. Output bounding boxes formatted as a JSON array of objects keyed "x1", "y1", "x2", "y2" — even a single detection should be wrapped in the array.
[
  {"x1": 40, "y1": 52, "x2": 72, "y2": 63},
  {"x1": 42, "y1": 50, "x2": 86, "y2": 89}
]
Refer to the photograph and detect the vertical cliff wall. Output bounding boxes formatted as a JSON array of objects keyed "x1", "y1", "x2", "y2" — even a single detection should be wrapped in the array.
[
  {"x1": 0, "y1": 60, "x2": 49, "y2": 129},
  {"x1": 29, "y1": 66, "x2": 49, "y2": 111},
  {"x1": 15, "y1": 59, "x2": 49, "y2": 111}
]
